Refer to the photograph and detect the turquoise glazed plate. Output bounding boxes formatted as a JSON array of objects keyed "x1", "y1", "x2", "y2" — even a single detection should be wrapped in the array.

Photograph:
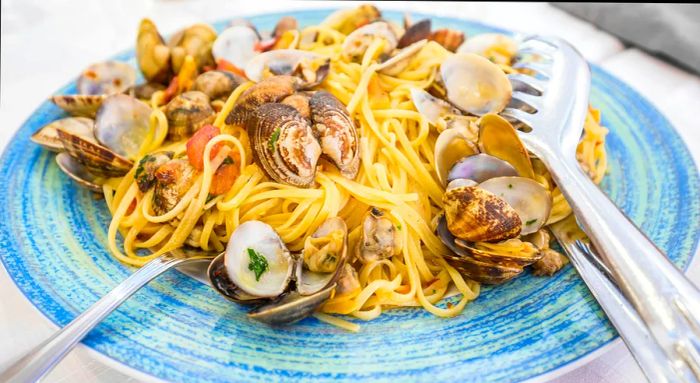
[{"x1": 1, "y1": 9, "x2": 699, "y2": 383}]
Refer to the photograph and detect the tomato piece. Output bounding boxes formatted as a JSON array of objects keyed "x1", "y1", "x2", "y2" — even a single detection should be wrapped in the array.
[
  {"x1": 210, "y1": 157, "x2": 241, "y2": 195},
  {"x1": 216, "y1": 59, "x2": 248, "y2": 79},
  {"x1": 163, "y1": 76, "x2": 179, "y2": 103},
  {"x1": 186, "y1": 125, "x2": 221, "y2": 170}
]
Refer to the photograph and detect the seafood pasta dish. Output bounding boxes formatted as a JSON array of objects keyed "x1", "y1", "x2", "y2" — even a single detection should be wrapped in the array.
[{"x1": 31, "y1": 4, "x2": 607, "y2": 330}]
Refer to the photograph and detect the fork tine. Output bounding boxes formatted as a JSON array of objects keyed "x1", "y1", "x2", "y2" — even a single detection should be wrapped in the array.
[
  {"x1": 508, "y1": 73, "x2": 546, "y2": 93},
  {"x1": 511, "y1": 91, "x2": 542, "y2": 110},
  {"x1": 501, "y1": 107, "x2": 536, "y2": 128},
  {"x1": 512, "y1": 62, "x2": 552, "y2": 77},
  {"x1": 521, "y1": 35, "x2": 560, "y2": 49}
]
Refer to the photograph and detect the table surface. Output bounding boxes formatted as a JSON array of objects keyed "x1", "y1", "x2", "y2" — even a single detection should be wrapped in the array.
[{"x1": 1, "y1": 1, "x2": 699, "y2": 382}]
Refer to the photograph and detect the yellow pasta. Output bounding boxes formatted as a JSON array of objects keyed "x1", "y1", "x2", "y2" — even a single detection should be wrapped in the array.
[{"x1": 103, "y1": 18, "x2": 608, "y2": 330}]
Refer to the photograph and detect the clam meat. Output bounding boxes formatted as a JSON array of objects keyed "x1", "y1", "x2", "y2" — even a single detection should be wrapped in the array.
[
  {"x1": 356, "y1": 208, "x2": 402, "y2": 263},
  {"x1": 164, "y1": 91, "x2": 216, "y2": 141}
]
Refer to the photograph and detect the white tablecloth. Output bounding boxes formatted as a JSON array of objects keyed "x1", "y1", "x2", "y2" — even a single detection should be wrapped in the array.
[{"x1": 1, "y1": 1, "x2": 699, "y2": 382}]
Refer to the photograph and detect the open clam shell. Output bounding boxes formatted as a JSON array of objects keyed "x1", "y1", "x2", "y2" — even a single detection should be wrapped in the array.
[
  {"x1": 297, "y1": 217, "x2": 348, "y2": 296},
  {"x1": 244, "y1": 49, "x2": 328, "y2": 83},
  {"x1": 224, "y1": 221, "x2": 294, "y2": 298},
  {"x1": 225, "y1": 75, "x2": 302, "y2": 126},
  {"x1": 434, "y1": 126, "x2": 478, "y2": 186},
  {"x1": 212, "y1": 25, "x2": 260, "y2": 69},
  {"x1": 94, "y1": 94, "x2": 152, "y2": 159},
  {"x1": 51, "y1": 94, "x2": 105, "y2": 118},
  {"x1": 321, "y1": 4, "x2": 381, "y2": 35},
  {"x1": 377, "y1": 39, "x2": 427, "y2": 76},
  {"x1": 454, "y1": 238, "x2": 540, "y2": 267},
  {"x1": 446, "y1": 153, "x2": 517, "y2": 184},
  {"x1": 341, "y1": 21, "x2": 397, "y2": 60},
  {"x1": 457, "y1": 33, "x2": 517, "y2": 65},
  {"x1": 397, "y1": 19, "x2": 431, "y2": 49},
  {"x1": 309, "y1": 91, "x2": 360, "y2": 179},
  {"x1": 31, "y1": 117, "x2": 94, "y2": 152},
  {"x1": 477, "y1": 113, "x2": 535, "y2": 179},
  {"x1": 479, "y1": 176, "x2": 552, "y2": 235},
  {"x1": 136, "y1": 18, "x2": 172, "y2": 84},
  {"x1": 55, "y1": 152, "x2": 104, "y2": 192},
  {"x1": 356, "y1": 208, "x2": 402, "y2": 263},
  {"x1": 57, "y1": 127, "x2": 133, "y2": 178},
  {"x1": 281, "y1": 93, "x2": 311, "y2": 120},
  {"x1": 168, "y1": 23, "x2": 217, "y2": 73},
  {"x1": 440, "y1": 53, "x2": 512, "y2": 116},
  {"x1": 247, "y1": 103, "x2": 321, "y2": 187},
  {"x1": 410, "y1": 87, "x2": 462, "y2": 126},
  {"x1": 77, "y1": 61, "x2": 136, "y2": 96},
  {"x1": 208, "y1": 252, "x2": 269, "y2": 304}
]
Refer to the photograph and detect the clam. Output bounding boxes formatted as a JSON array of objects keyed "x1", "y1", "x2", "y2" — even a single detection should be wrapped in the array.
[
  {"x1": 246, "y1": 103, "x2": 321, "y2": 188},
  {"x1": 410, "y1": 87, "x2": 461, "y2": 126},
  {"x1": 94, "y1": 94, "x2": 152, "y2": 159},
  {"x1": 31, "y1": 117, "x2": 94, "y2": 152},
  {"x1": 457, "y1": 33, "x2": 517, "y2": 65},
  {"x1": 244, "y1": 49, "x2": 329, "y2": 84},
  {"x1": 335, "y1": 263, "x2": 361, "y2": 295},
  {"x1": 309, "y1": 91, "x2": 360, "y2": 179},
  {"x1": 136, "y1": 18, "x2": 172, "y2": 84},
  {"x1": 341, "y1": 21, "x2": 397, "y2": 61},
  {"x1": 191, "y1": 70, "x2": 245, "y2": 101},
  {"x1": 436, "y1": 216, "x2": 524, "y2": 284},
  {"x1": 77, "y1": 61, "x2": 136, "y2": 96},
  {"x1": 440, "y1": 53, "x2": 512, "y2": 116},
  {"x1": 50, "y1": 94, "x2": 105, "y2": 118},
  {"x1": 127, "y1": 82, "x2": 166, "y2": 100},
  {"x1": 212, "y1": 25, "x2": 260, "y2": 70},
  {"x1": 225, "y1": 75, "x2": 302, "y2": 126},
  {"x1": 321, "y1": 4, "x2": 381, "y2": 35},
  {"x1": 55, "y1": 152, "x2": 104, "y2": 192},
  {"x1": 479, "y1": 176, "x2": 552, "y2": 235},
  {"x1": 429, "y1": 29, "x2": 465, "y2": 52},
  {"x1": 446, "y1": 153, "x2": 517, "y2": 184},
  {"x1": 168, "y1": 23, "x2": 217, "y2": 73},
  {"x1": 208, "y1": 219, "x2": 349, "y2": 325},
  {"x1": 281, "y1": 93, "x2": 311, "y2": 120},
  {"x1": 477, "y1": 113, "x2": 535, "y2": 178},
  {"x1": 163, "y1": 91, "x2": 215, "y2": 141},
  {"x1": 297, "y1": 217, "x2": 348, "y2": 295},
  {"x1": 376, "y1": 39, "x2": 427, "y2": 77},
  {"x1": 56, "y1": 126, "x2": 133, "y2": 178},
  {"x1": 433, "y1": 126, "x2": 478, "y2": 186},
  {"x1": 272, "y1": 16, "x2": 298, "y2": 39},
  {"x1": 442, "y1": 185, "x2": 521, "y2": 243},
  {"x1": 152, "y1": 158, "x2": 197, "y2": 215},
  {"x1": 356, "y1": 208, "x2": 402, "y2": 263},
  {"x1": 397, "y1": 19, "x2": 431, "y2": 49},
  {"x1": 454, "y1": 238, "x2": 540, "y2": 267},
  {"x1": 134, "y1": 151, "x2": 174, "y2": 192},
  {"x1": 446, "y1": 178, "x2": 478, "y2": 191}
]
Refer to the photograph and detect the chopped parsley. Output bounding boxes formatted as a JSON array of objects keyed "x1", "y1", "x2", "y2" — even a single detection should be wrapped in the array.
[
  {"x1": 247, "y1": 248, "x2": 269, "y2": 281},
  {"x1": 396, "y1": 224, "x2": 402, "y2": 230},
  {"x1": 508, "y1": 183, "x2": 513, "y2": 189},
  {"x1": 134, "y1": 155, "x2": 156, "y2": 179},
  {"x1": 525, "y1": 218, "x2": 538, "y2": 226},
  {"x1": 222, "y1": 156, "x2": 235, "y2": 165},
  {"x1": 206, "y1": 193, "x2": 216, "y2": 203},
  {"x1": 268, "y1": 128, "x2": 281, "y2": 152}
]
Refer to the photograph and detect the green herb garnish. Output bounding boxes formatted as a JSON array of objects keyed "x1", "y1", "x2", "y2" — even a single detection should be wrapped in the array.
[
  {"x1": 206, "y1": 193, "x2": 216, "y2": 203},
  {"x1": 247, "y1": 248, "x2": 269, "y2": 281},
  {"x1": 525, "y1": 219, "x2": 538, "y2": 226},
  {"x1": 222, "y1": 156, "x2": 235, "y2": 165},
  {"x1": 268, "y1": 128, "x2": 281, "y2": 152},
  {"x1": 508, "y1": 183, "x2": 513, "y2": 189},
  {"x1": 396, "y1": 224, "x2": 402, "y2": 230},
  {"x1": 134, "y1": 155, "x2": 156, "y2": 179}
]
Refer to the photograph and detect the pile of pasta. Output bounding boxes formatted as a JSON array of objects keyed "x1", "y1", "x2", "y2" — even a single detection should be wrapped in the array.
[{"x1": 103, "y1": 24, "x2": 608, "y2": 330}]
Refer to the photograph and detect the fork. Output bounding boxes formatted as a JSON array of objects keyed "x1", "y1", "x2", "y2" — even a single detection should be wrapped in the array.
[
  {"x1": 0, "y1": 248, "x2": 219, "y2": 383},
  {"x1": 502, "y1": 35, "x2": 700, "y2": 382}
]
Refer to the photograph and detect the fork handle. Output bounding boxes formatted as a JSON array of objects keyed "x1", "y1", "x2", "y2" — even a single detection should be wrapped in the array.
[
  {"x1": 547, "y1": 155, "x2": 700, "y2": 381},
  {"x1": 0, "y1": 255, "x2": 205, "y2": 383}
]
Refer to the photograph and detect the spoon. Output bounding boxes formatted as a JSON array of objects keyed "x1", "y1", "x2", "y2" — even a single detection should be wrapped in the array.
[{"x1": 0, "y1": 248, "x2": 219, "y2": 383}]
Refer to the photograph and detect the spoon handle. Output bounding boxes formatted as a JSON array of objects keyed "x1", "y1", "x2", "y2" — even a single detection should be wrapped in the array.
[
  {"x1": 0, "y1": 255, "x2": 202, "y2": 383},
  {"x1": 545, "y1": 154, "x2": 700, "y2": 381}
]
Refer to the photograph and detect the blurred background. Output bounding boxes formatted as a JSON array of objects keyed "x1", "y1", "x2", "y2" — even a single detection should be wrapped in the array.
[{"x1": 1, "y1": 2, "x2": 699, "y2": 382}]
